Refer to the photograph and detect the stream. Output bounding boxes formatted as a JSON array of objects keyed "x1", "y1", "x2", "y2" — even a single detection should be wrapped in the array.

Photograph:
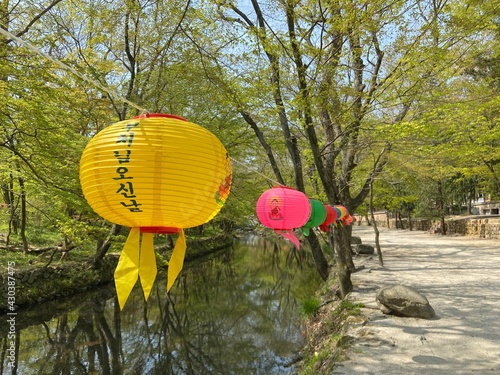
[{"x1": 1, "y1": 235, "x2": 323, "y2": 374}]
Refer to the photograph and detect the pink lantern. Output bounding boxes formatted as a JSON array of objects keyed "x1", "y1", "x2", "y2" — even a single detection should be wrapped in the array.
[{"x1": 256, "y1": 186, "x2": 311, "y2": 249}]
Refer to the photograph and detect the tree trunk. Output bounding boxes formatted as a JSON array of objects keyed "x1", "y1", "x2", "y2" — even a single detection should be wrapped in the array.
[
  {"x1": 437, "y1": 180, "x2": 447, "y2": 235},
  {"x1": 333, "y1": 225, "x2": 355, "y2": 298},
  {"x1": 363, "y1": 214, "x2": 371, "y2": 226},
  {"x1": 336, "y1": 264, "x2": 352, "y2": 298},
  {"x1": 18, "y1": 176, "x2": 28, "y2": 254},
  {"x1": 304, "y1": 230, "x2": 329, "y2": 281},
  {"x1": 373, "y1": 214, "x2": 383, "y2": 266},
  {"x1": 370, "y1": 180, "x2": 383, "y2": 266},
  {"x1": 441, "y1": 216, "x2": 447, "y2": 235},
  {"x1": 328, "y1": 229, "x2": 336, "y2": 264},
  {"x1": 94, "y1": 224, "x2": 123, "y2": 265},
  {"x1": 334, "y1": 224, "x2": 355, "y2": 270},
  {"x1": 166, "y1": 234, "x2": 174, "y2": 250},
  {"x1": 5, "y1": 175, "x2": 19, "y2": 236},
  {"x1": 332, "y1": 225, "x2": 353, "y2": 298}
]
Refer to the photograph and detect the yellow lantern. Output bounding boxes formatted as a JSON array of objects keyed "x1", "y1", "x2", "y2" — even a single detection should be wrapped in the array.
[{"x1": 80, "y1": 113, "x2": 232, "y2": 309}]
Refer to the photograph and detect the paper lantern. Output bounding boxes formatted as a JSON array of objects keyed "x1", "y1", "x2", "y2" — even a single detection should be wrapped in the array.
[
  {"x1": 333, "y1": 205, "x2": 353, "y2": 227},
  {"x1": 335, "y1": 205, "x2": 348, "y2": 220},
  {"x1": 332, "y1": 206, "x2": 342, "y2": 221},
  {"x1": 319, "y1": 205, "x2": 339, "y2": 232},
  {"x1": 80, "y1": 113, "x2": 232, "y2": 308},
  {"x1": 301, "y1": 199, "x2": 327, "y2": 236},
  {"x1": 256, "y1": 186, "x2": 311, "y2": 248},
  {"x1": 342, "y1": 214, "x2": 354, "y2": 226}
]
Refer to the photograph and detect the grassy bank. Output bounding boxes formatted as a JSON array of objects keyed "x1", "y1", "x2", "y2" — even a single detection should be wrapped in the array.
[{"x1": 297, "y1": 277, "x2": 365, "y2": 374}]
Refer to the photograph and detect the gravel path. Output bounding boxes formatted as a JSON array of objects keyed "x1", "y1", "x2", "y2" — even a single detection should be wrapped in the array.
[{"x1": 332, "y1": 226, "x2": 500, "y2": 375}]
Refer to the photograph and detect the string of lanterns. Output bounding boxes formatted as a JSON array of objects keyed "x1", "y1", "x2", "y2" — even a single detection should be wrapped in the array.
[
  {"x1": 3, "y1": 29, "x2": 353, "y2": 308},
  {"x1": 80, "y1": 114, "x2": 353, "y2": 309},
  {"x1": 256, "y1": 186, "x2": 354, "y2": 249}
]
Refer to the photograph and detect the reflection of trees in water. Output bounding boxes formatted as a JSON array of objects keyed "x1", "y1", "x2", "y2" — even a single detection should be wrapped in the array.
[
  {"x1": 136, "y1": 241, "x2": 313, "y2": 374},
  {"x1": 151, "y1": 295, "x2": 220, "y2": 374},
  {"x1": 0, "y1": 285, "x2": 124, "y2": 375},
  {"x1": 0, "y1": 329, "x2": 20, "y2": 375},
  {"x1": 1, "y1": 239, "x2": 321, "y2": 374},
  {"x1": 147, "y1": 247, "x2": 241, "y2": 374},
  {"x1": 37, "y1": 296, "x2": 122, "y2": 375}
]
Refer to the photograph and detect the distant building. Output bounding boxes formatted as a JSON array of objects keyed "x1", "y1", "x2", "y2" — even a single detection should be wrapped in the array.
[{"x1": 471, "y1": 195, "x2": 500, "y2": 215}]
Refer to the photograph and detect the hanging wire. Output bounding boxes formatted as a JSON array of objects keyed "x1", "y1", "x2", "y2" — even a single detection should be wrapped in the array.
[
  {"x1": 0, "y1": 27, "x2": 286, "y2": 188},
  {"x1": 0, "y1": 26, "x2": 148, "y2": 113},
  {"x1": 229, "y1": 157, "x2": 284, "y2": 187}
]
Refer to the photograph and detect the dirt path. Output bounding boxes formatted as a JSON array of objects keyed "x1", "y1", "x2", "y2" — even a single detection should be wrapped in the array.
[{"x1": 333, "y1": 226, "x2": 500, "y2": 375}]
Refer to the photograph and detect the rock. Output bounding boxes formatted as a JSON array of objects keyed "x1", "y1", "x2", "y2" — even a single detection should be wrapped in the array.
[
  {"x1": 376, "y1": 285, "x2": 435, "y2": 319},
  {"x1": 22, "y1": 272, "x2": 30, "y2": 283},
  {"x1": 351, "y1": 236, "x2": 362, "y2": 244},
  {"x1": 27, "y1": 271, "x2": 37, "y2": 284},
  {"x1": 353, "y1": 243, "x2": 375, "y2": 255}
]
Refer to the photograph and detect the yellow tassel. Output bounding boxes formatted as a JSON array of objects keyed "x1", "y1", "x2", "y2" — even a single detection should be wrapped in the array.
[
  {"x1": 139, "y1": 232, "x2": 157, "y2": 301},
  {"x1": 167, "y1": 229, "x2": 186, "y2": 292},
  {"x1": 114, "y1": 227, "x2": 140, "y2": 309}
]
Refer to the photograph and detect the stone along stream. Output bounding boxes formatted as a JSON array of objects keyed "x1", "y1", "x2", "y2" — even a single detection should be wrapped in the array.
[{"x1": 1, "y1": 235, "x2": 323, "y2": 374}]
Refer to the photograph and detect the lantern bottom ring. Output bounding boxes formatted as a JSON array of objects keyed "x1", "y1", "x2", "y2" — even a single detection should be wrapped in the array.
[{"x1": 140, "y1": 226, "x2": 180, "y2": 234}]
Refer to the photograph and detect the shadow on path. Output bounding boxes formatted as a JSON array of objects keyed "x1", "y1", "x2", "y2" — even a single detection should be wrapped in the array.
[{"x1": 333, "y1": 226, "x2": 500, "y2": 374}]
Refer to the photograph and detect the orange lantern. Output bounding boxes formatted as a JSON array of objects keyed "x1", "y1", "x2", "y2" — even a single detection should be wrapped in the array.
[{"x1": 80, "y1": 113, "x2": 232, "y2": 308}]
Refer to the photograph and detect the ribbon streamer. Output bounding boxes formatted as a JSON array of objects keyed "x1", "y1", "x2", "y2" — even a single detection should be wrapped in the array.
[
  {"x1": 139, "y1": 232, "x2": 156, "y2": 301},
  {"x1": 167, "y1": 229, "x2": 187, "y2": 291},
  {"x1": 114, "y1": 228, "x2": 157, "y2": 309},
  {"x1": 114, "y1": 227, "x2": 141, "y2": 309},
  {"x1": 275, "y1": 229, "x2": 300, "y2": 249},
  {"x1": 114, "y1": 228, "x2": 188, "y2": 309}
]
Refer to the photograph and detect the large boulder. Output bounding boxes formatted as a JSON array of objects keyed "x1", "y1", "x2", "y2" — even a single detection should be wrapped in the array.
[
  {"x1": 351, "y1": 236, "x2": 362, "y2": 244},
  {"x1": 376, "y1": 285, "x2": 436, "y2": 319},
  {"x1": 353, "y1": 243, "x2": 375, "y2": 255}
]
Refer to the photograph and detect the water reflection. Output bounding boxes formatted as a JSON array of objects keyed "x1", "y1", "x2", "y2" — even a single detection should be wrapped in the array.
[{"x1": 1, "y1": 236, "x2": 322, "y2": 374}]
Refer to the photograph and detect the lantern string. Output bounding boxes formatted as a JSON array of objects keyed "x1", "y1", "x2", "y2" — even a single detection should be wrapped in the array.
[
  {"x1": 0, "y1": 26, "x2": 148, "y2": 114},
  {"x1": 229, "y1": 157, "x2": 285, "y2": 187},
  {"x1": 3, "y1": 27, "x2": 297, "y2": 188}
]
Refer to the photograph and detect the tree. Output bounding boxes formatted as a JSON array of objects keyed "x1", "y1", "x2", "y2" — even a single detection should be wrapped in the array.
[
  {"x1": 184, "y1": 0, "x2": 475, "y2": 296},
  {"x1": 38, "y1": 0, "x2": 256, "y2": 260},
  {"x1": 3, "y1": 0, "x2": 499, "y2": 295},
  {"x1": 1, "y1": 0, "x2": 93, "y2": 252}
]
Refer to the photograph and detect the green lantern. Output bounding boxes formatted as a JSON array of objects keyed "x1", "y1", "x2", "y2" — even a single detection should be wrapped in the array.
[{"x1": 301, "y1": 199, "x2": 327, "y2": 236}]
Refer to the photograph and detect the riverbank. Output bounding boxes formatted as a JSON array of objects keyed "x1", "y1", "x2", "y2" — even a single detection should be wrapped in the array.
[
  {"x1": 299, "y1": 226, "x2": 500, "y2": 374},
  {"x1": 0, "y1": 233, "x2": 233, "y2": 311}
]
